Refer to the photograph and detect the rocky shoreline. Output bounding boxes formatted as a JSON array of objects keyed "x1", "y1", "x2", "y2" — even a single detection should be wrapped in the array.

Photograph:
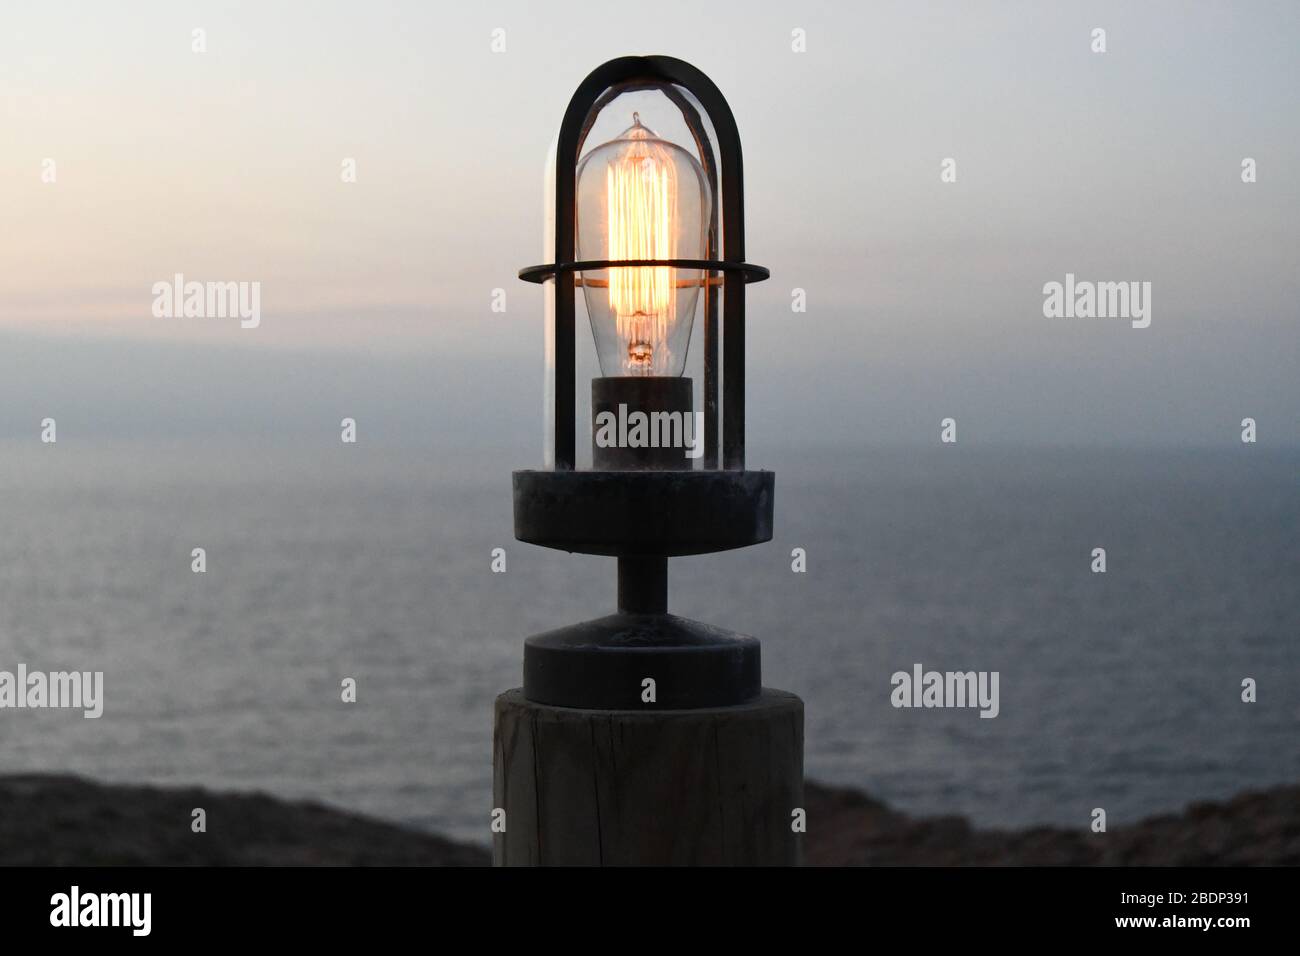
[
  {"x1": 1, "y1": 774, "x2": 1295, "y2": 865},
  {"x1": 802, "y1": 780, "x2": 1300, "y2": 866},
  {"x1": 0, "y1": 775, "x2": 486, "y2": 867}
]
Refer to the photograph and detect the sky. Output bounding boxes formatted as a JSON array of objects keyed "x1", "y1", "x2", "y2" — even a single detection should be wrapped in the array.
[{"x1": 1, "y1": 0, "x2": 1297, "y2": 449}]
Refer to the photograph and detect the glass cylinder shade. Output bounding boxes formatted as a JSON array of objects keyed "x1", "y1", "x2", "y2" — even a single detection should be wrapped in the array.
[{"x1": 576, "y1": 113, "x2": 711, "y2": 376}]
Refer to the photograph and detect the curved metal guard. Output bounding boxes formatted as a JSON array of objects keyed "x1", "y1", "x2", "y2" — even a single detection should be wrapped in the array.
[{"x1": 541, "y1": 54, "x2": 756, "y2": 471}]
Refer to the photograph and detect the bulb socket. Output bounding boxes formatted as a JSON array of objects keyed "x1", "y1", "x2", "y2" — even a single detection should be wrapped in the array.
[{"x1": 591, "y1": 376, "x2": 695, "y2": 471}]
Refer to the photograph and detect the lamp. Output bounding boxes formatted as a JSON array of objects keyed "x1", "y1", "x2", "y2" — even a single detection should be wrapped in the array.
[
  {"x1": 497, "y1": 55, "x2": 802, "y2": 868},
  {"x1": 515, "y1": 55, "x2": 773, "y2": 709}
]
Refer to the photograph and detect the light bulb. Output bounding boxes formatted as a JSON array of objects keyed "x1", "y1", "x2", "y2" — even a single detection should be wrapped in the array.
[{"x1": 577, "y1": 113, "x2": 711, "y2": 376}]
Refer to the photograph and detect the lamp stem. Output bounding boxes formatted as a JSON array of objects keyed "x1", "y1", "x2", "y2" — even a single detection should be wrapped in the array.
[{"x1": 617, "y1": 556, "x2": 667, "y2": 614}]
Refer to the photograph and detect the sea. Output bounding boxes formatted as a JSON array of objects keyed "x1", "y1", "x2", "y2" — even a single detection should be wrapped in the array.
[{"x1": 0, "y1": 440, "x2": 1295, "y2": 844}]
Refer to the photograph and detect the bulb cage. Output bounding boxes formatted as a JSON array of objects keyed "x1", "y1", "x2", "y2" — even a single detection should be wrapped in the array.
[{"x1": 518, "y1": 54, "x2": 770, "y2": 471}]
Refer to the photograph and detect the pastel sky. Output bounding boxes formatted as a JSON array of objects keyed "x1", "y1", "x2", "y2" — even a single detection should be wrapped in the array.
[{"x1": 1, "y1": 1, "x2": 1297, "y2": 447}]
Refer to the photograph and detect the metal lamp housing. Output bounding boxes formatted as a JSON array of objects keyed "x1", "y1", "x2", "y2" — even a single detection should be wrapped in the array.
[{"x1": 514, "y1": 56, "x2": 773, "y2": 710}]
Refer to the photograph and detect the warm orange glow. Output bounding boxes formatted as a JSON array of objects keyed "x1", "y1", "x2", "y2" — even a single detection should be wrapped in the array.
[{"x1": 605, "y1": 116, "x2": 677, "y2": 370}]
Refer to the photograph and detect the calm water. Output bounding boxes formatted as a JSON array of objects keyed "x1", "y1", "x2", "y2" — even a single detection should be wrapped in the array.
[{"x1": 0, "y1": 441, "x2": 1295, "y2": 843}]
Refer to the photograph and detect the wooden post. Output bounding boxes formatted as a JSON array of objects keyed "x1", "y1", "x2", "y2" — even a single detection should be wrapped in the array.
[{"x1": 493, "y1": 688, "x2": 804, "y2": 866}]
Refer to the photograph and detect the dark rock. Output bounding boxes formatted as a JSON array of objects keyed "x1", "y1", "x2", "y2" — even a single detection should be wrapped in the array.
[
  {"x1": 0, "y1": 774, "x2": 488, "y2": 866},
  {"x1": 802, "y1": 780, "x2": 1300, "y2": 866}
]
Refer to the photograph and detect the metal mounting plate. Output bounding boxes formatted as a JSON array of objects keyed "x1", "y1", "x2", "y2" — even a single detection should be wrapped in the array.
[
  {"x1": 513, "y1": 469, "x2": 774, "y2": 557},
  {"x1": 523, "y1": 613, "x2": 761, "y2": 709}
]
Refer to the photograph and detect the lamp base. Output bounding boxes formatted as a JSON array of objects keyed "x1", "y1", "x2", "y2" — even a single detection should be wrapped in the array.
[
  {"x1": 513, "y1": 469, "x2": 774, "y2": 556},
  {"x1": 523, "y1": 612, "x2": 760, "y2": 709}
]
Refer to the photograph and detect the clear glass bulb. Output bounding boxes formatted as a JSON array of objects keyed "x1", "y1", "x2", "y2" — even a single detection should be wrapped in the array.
[{"x1": 576, "y1": 113, "x2": 711, "y2": 376}]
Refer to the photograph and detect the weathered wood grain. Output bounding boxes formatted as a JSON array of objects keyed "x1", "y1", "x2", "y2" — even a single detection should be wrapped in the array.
[{"x1": 493, "y1": 688, "x2": 804, "y2": 865}]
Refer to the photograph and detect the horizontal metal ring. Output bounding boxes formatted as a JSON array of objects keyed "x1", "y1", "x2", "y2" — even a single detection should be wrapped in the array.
[{"x1": 518, "y1": 259, "x2": 770, "y2": 284}]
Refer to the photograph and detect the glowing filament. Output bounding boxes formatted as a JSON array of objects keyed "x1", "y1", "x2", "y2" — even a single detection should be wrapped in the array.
[{"x1": 606, "y1": 125, "x2": 677, "y2": 371}]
